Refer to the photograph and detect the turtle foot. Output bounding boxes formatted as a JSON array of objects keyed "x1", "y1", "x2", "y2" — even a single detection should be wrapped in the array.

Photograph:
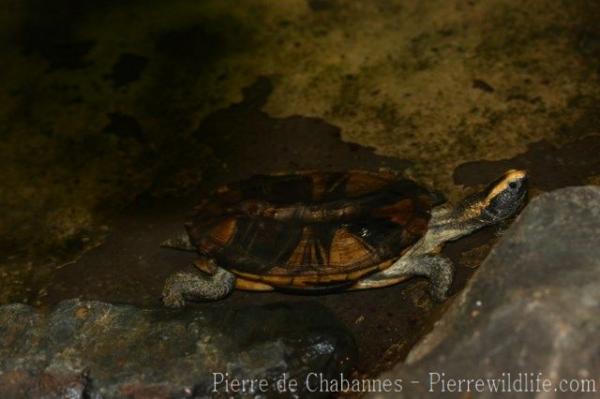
[
  {"x1": 427, "y1": 255, "x2": 453, "y2": 302},
  {"x1": 161, "y1": 268, "x2": 236, "y2": 307}
]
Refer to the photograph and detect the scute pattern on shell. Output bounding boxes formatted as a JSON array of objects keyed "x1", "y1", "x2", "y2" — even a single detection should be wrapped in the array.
[{"x1": 186, "y1": 171, "x2": 441, "y2": 287}]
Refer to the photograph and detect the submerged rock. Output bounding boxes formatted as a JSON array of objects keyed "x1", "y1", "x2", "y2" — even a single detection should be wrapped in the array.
[
  {"x1": 371, "y1": 186, "x2": 600, "y2": 398},
  {"x1": 0, "y1": 300, "x2": 356, "y2": 399}
]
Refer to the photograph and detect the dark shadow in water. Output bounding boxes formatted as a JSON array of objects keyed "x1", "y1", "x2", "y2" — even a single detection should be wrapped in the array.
[{"x1": 193, "y1": 76, "x2": 410, "y2": 183}]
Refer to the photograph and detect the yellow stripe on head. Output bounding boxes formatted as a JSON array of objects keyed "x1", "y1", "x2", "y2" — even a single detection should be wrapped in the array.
[{"x1": 485, "y1": 169, "x2": 527, "y2": 205}]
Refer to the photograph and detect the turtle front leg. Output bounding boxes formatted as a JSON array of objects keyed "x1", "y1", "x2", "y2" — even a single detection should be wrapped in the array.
[
  {"x1": 351, "y1": 255, "x2": 453, "y2": 302},
  {"x1": 162, "y1": 267, "x2": 236, "y2": 308}
]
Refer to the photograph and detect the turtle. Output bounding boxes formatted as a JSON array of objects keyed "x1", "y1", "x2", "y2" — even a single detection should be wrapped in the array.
[{"x1": 161, "y1": 169, "x2": 527, "y2": 307}]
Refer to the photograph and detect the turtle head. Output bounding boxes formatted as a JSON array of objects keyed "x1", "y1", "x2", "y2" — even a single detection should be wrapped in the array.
[
  {"x1": 460, "y1": 169, "x2": 528, "y2": 225},
  {"x1": 419, "y1": 170, "x2": 527, "y2": 250}
]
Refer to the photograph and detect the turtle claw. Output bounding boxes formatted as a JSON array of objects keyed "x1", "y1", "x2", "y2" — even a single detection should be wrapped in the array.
[
  {"x1": 162, "y1": 277, "x2": 187, "y2": 308},
  {"x1": 162, "y1": 291, "x2": 186, "y2": 308}
]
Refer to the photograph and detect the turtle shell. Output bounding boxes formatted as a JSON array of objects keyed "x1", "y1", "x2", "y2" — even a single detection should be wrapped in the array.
[{"x1": 186, "y1": 170, "x2": 443, "y2": 289}]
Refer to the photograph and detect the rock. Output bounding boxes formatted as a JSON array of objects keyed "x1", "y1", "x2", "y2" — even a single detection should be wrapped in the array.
[
  {"x1": 0, "y1": 300, "x2": 356, "y2": 399},
  {"x1": 371, "y1": 187, "x2": 600, "y2": 398}
]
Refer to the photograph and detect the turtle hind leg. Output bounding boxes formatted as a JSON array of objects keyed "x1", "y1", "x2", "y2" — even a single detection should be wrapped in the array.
[
  {"x1": 350, "y1": 255, "x2": 453, "y2": 302},
  {"x1": 161, "y1": 232, "x2": 196, "y2": 251},
  {"x1": 162, "y1": 267, "x2": 236, "y2": 308}
]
